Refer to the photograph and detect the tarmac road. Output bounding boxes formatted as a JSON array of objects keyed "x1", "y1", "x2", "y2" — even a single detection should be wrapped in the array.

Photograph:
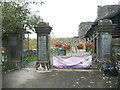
[{"x1": 2, "y1": 62, "x2": 119, "y2": 88}]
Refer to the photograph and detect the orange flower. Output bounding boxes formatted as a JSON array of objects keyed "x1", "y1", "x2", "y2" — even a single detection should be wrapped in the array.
[
  {"x1": 63, "y1": 44, "x2": 71, "y2": 50},
  {"x1": 86, "y1": 41, "x2": 92, "y2": 48},
  {"x1": 55, "y1": 42, "x2": 62, "y2": 48}
]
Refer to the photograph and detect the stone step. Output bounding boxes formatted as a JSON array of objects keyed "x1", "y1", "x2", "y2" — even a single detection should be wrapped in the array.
[
  {"x1": 50, "y1": 68, "x2": 98, "y2": 72},
  {"x1": 51, "y1": 66, "x2": 98, "y2": 70}
]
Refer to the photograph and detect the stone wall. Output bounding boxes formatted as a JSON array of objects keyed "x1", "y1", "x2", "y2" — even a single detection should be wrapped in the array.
[
  {"x1": 112, "y1": 38, "x2": 120, "y2": 45},
  {"x1": 119, "y1": 1, "x2": 120, "y2": 5},
  {"x1": 78, "y1": 22, "x2": 93, "y2": 40}
]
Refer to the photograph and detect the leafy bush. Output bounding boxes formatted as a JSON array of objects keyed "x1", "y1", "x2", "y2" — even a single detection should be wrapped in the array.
[{"x1": 28, "y1": 57, "x2": 37, "y2": 63}]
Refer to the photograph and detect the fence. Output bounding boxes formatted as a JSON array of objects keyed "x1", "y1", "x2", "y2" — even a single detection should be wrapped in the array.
[{"x1": 111, "y1": 46, "x2": 120, "y2": 73}]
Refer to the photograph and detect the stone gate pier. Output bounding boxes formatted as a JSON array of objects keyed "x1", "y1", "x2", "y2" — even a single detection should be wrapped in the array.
[
  {"x1": 95, "y1": 19, "x2": 116, "y2": 68},
  {"x1": 35, "y1": 22, "x2": 52, "y2": 70}
]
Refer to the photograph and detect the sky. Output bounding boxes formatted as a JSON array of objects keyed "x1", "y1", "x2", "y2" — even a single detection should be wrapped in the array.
[{"x1": 28, "y1": 0, "x2": 120, "y2": 38}]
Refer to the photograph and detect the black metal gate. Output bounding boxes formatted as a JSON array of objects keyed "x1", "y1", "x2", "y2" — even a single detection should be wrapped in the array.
[
  {"x1": 111, "y1": 46, "x2": 120, "y2": 73},
  {"x1": 21, "y1": 33, "x2": 30, "y2": 68}
]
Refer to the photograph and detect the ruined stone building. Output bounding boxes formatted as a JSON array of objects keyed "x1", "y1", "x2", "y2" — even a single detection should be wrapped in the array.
[
  {"x1": 78, "y1": 4, "x2": 120, "y2": 70},
  {"x1": 78, "y1": 22, "x2": 93, "y2": 40}
]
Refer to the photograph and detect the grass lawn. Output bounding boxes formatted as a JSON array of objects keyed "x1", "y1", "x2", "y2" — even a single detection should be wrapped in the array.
[
  {"x1": 27, "y1": 57, "x2": 37, "y2": 63},
  {"x1": 66, "y1": 50, "x2": 71, "y2": 53},
  {"x1": 28, "y1": 50, "x2": 72, "y2": 61},
  {"x1": 50, "y1": 50, "x2": 72, "y2": 57}
]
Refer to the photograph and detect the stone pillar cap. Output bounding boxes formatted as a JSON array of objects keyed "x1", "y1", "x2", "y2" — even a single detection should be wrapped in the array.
[
  {"x1": 37, "y1": 22, "x2": 50, "y2": 27},
  {"x1": 35, "y1": 22, "x2": 52, "y2": 34},
  {"x1": 98, "y1": 19, "x2": 113, "y2": 25}
]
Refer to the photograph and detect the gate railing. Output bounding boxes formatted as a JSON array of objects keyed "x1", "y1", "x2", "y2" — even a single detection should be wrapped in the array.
[
  {"x1": 21, "y1": 50, "x2": 29, "y2": 68},
  {"x1": 111, "y1": 46, "x2": 120, "y2": 72},
  {"x1": 21, "y1": 33, "x2": 29, "y2": 68}
]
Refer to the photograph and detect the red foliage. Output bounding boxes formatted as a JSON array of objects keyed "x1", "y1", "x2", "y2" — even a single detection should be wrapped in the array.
[
  {"x1": 55, "y1": 42, "x2": 62, "y2": 48},
  {"x1": 77, "y1": 44, "x2": 83, "y2": 49},
  {"x1": 55, "y1": 44, "x2": 62, "y2": 48},
  {"x1": 86, "y1": 44, "x2": 92, "y2": 48},
  {"x1": 63, "y1": 44, "x2": 71, "y2": 50},
  {"x1": 86, "y1": 41, "x2": 92, "y2": 48}
]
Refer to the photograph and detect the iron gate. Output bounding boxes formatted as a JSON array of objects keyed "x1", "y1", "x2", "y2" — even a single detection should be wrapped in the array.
[
  {"x1": 21, "y1": 33, "x2": 30, "y2": 68},
  {"x1": 111, "y1": 46, "x2": 120, "y2": 73}
]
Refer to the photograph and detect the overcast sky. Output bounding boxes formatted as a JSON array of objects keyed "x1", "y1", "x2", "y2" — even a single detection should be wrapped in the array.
[{"x1": 28, "y1": 0, "x2": 120, "y2": 38}]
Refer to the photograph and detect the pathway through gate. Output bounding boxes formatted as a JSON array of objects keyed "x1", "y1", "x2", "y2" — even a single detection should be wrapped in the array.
[
  {"x1": 21, "y1": 31, "x2": 97, "y2": 71},
  {"x1": 50, "y1": 31, "x2": 97, "y2": 70},
  {"x1": 20, "y1": 25, "x2": 97, "y2": 71}
]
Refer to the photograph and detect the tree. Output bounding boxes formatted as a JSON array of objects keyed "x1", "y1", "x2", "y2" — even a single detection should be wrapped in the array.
[
  {"x1": 1, "y1": 1, "x2": 44, "y2": 70},
  {"x1": 1, "y1": 1, "x2": 43, "y2": 39}
]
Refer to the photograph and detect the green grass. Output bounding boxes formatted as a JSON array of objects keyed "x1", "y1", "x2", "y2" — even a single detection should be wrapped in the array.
[
  {"x1": 50, "y1": 50, "x2": 72, "y2": 57},
  {"x1": 66, "y1": 50, "x2": 71, "y2": 53},
  {"x1": 50, "y1": 52, "x2": 58, "y2": 57},
  {"x1": 27, "y1": 57, "x2": 37, "y2": 63}
]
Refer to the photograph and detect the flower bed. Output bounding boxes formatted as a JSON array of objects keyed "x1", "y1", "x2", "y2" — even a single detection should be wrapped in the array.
[
  {"x1": 86, "y1": 41, "x2": 92, "y2": 48},
  {"x1": 77, "y1": 44, "x2": 83, "y2": 49},
  {"x1": 55, "y1": 42, "x2": 62, "y2": 48},
  {"x1": 63, "y1": 44, "x2": 71, "y2": 50}
]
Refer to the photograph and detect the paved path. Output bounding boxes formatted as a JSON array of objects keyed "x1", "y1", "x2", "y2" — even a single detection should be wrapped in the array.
[{"x1": 2, "y1": 62, "x2": 119, "y2": 88}]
